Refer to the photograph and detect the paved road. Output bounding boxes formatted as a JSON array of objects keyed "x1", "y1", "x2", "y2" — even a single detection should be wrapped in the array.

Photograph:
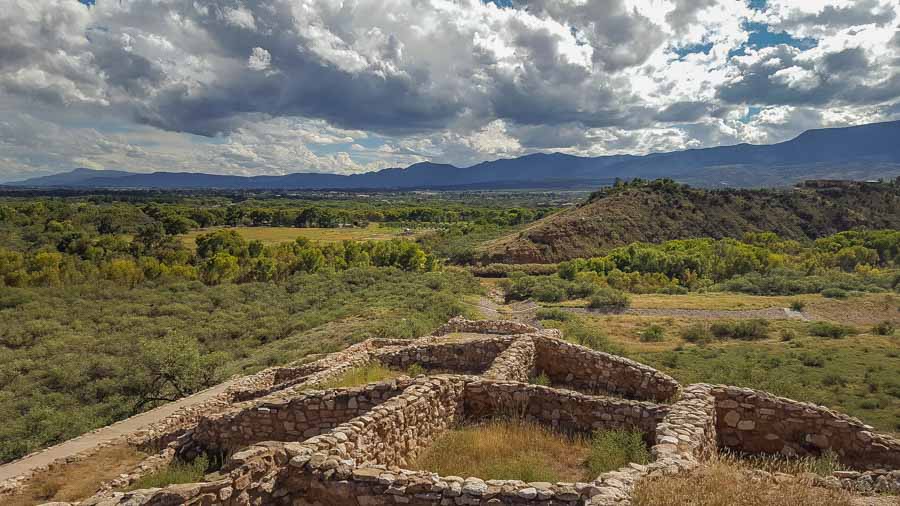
[{"x1": 0, "y1": 379, "x2": 238, "y2": 483}]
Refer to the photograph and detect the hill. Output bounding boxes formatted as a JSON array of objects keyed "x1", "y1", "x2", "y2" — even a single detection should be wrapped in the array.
[
  {"x1": 479, "y1": 179, "x2": 900, "y2": 264},
  {"x1": 8, "y1": 120, "x2": 900, "y2": 190}
]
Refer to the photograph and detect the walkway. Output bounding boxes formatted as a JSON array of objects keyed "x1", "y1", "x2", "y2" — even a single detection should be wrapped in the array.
[{"x1": 0, "y1": 378, "x2": 239, "y2": 483}]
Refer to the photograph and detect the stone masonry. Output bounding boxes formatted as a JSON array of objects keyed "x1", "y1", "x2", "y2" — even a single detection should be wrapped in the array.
[{"x1": 3, "y1": 317, "x2": 897, "y2": 505}]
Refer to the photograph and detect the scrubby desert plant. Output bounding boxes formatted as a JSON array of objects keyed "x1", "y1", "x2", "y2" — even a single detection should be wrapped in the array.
[
  {"x1": 640, "y1": 324, "x2": 666, "y2": 343},
  {"x1": 588, "y1": 288, "x2": 630, "y2": 310},
  {"x1": 710, "y1": 319, "x2": 769, "y2": 340},
  {"x1": 807, "y1": 322, "x2": 855, "y2": 339}
]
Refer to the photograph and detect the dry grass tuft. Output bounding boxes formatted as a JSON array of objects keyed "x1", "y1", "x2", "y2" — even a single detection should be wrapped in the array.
[
  {"x1": 632, "y1": 454, "x2": 855, "y2": 506},
  {"x1": 411, "y1": 419, "x2": 650, "y2": 483},
  {"x1": 4, "y1": 444, "x2": 147, "y2": 506},
  {"x1": 412, "y1": 419, "x2": 593, "y2": 482}
]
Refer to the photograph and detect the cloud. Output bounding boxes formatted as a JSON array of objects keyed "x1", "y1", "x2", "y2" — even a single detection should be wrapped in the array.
[{"x1": 0, "y1": 0, "x2": 899, "y2": 179}]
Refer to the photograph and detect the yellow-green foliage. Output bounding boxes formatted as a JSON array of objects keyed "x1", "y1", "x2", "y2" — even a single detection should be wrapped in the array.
[{"x1": 129, "y1": 456, "x2": 210, "y2": 491}]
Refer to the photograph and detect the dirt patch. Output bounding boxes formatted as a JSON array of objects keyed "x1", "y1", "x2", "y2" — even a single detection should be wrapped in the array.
[{"x1": 5, "y1": 444, "x2": 147, "y2": 506}]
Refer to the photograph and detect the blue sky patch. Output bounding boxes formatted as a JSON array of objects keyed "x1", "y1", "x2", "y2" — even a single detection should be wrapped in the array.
[{"x1": 673, "y1": 42, "x2": 714, "y2": 59}]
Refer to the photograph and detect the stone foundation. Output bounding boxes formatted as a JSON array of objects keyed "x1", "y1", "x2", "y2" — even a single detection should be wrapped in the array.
[
  {"x1": 712, "y1": 385, "x2": 900, "y2": 470},
  {"x1": 7, "y1": 318, "x2": 898, "y2": 506},
  {"x1": 532, "y1": 334, "x2": 680, "y2": 402}
]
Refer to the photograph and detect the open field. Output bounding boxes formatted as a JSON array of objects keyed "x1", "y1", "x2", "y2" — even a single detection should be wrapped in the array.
[
  {"x1": 539, "y1": 297, "x2": 900, "y2": 432},
  {"x1": 544, "y1": 292, "x2": 900, "y2": 324},
  {"x1": 179, "y1": 224, "x2": 418, "y2": 247}
]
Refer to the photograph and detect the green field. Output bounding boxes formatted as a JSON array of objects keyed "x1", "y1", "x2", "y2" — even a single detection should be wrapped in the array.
[
  {"x1": 536, "y1": 292, "x2": 900, "y2": 433},
  {"x1": 179, "y1": 224, "x2": 418, "y2": 247}
]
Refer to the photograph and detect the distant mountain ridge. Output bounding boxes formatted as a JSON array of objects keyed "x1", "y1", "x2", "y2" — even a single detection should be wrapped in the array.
[{"x1": 8, "y1": 120, "x2": 900, "y2": 190}]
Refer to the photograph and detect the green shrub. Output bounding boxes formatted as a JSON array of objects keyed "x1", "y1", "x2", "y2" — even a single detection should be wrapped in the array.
[
  {"x1": 587, "y1": 429, "x2": 650, "y2": 475},
  {"x1": 535, "y1": 308, "x2": 571, "y2": 321},
  {"x1": 406, "y1": 363, "x2": 426, "y2": 377},
  {"x1": 872, "y1": 321, "x2": 896, "y2": 336},
  {"x1": 821, "y1": 373, "x2": 848, "y2": 387},
  {"x1": 807, "y1": 322, "x2": 855, "y2": 339},
  {"x1": 680, "y1": 323, "x2": 712, "y2": 343},
  {"x1": 658, "y1": 285, "x2": 689, "y2": 295},
  {"x1": 821, "y1": 288, "x2": 849, "y2": 299},
  {"x1": 130, "y1": 456, "x2": 209, "y2": 490},
  {"x1": 790, "y1": 300, "x2": 806, "y2": 312},
  {"x1": 709, "y1": 319, "x2": 769, "y2": 340},
  {"x1": 640, "y1": 325, "x2": 666, "y2": 343},
  {"x1": 779, "y1": 329, "x2": 797, "y2": 342},
  {"x1": 530, "y1": 372, "x2": 551, "y2": 387},
  {"x1": 588, "y1": 288, "x2": 630, "y2": 310},
  {"x1": 798, "y1": 353, "x2": 825, "y2": 367}
]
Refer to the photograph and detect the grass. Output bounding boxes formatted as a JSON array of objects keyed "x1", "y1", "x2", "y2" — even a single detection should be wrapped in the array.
[
  {"x1": 540, "y1": 310, "x2": 900, "y2": 432},
  {"x1": 412, "y1": 419, "x2": 593, "y2": 482},
  {"x1": 632, "y1": 454, "x2": 854, "y2": 506},
  {"x1": 128, "y1": 455, "x2": 210, "y2": 491},
  {"x1": 587, "y1": 428, "x2": 650, "y2": 475},
  {"x1": 314, "y1": 363, "x2": 406, "y2": 390},
  {"x1": 4, "y1": 444, "x2": 148, "y2": 506},
  {"x1": 411, "y1": 420, "x2": 649, "y2": 482},
  {"x1": 179, "y1": 223, "x2": 411, "y2": 248},
  {"x1": 731, "y1": 449, "x2": 846, "y2": 476}
]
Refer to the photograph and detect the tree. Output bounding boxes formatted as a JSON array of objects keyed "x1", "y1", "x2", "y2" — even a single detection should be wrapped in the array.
[
  {"x1": 202, "y1": 252, "x2": 240, "y2": 284},
  {"x1": 133, "y1": 334, "x2": 226, "y2": 412},
  {"x1": 196, "y1": 230, "x2": 248, "y2": 259}
]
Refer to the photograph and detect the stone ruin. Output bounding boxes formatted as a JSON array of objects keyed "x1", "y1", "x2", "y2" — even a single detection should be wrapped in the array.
[{"x1": 3, "y1": 316, "x2": 899, "y2": 505}]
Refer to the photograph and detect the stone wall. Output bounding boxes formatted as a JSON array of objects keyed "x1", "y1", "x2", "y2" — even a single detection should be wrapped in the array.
[
  {"x1": 712, "y1": 385, "x2": 900, "y2": 470},
  {"x1": 483, "y1": 336, "x2": 536, "y2": 382},
  {"x1": 187, "y1": 378, "x2": 414, "y2": 454},
  {"x1": 373, "y1": 335, "x2": 515, "y2": 374},
  {"x1": 464, "y1": 380, "x2": 666, "y2": 442},
  {"x1": 432, "y1": 316, "x2": 539, "y2": 336},
  {"x1": 532, "y1": 334, "x2": 680, "y2": 403}
]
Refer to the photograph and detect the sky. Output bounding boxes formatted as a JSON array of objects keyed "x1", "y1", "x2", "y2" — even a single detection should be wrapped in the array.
[{"x1": 1, "y1": 0, "x2": 899, "y2": 182}]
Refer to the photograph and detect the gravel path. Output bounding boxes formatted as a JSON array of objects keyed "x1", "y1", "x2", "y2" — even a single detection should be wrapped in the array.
[
  {"x1": 0, "y1": 378, "x2": 241, "y2": 484},
  {"x1": 562, "y1": 306, "x2": 810, "y2": 320}
]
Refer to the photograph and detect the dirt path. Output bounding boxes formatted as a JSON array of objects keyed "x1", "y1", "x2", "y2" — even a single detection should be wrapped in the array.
[
  {"x1": 0, "y1": 378, "x2": 241, "y2": 484},
  {"x1": 561, "y1": 306, "x2": 810, "y2": 320}
]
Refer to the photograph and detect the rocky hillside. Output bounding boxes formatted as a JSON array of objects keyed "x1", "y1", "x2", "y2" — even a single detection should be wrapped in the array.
[{"x1": 479, "y1": 179, "x2": 900, "y2": 264}]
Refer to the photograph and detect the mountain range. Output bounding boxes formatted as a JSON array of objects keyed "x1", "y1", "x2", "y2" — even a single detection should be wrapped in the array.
[{"x1": 8, "y1": 120, "x2": 900, "y2": 190}]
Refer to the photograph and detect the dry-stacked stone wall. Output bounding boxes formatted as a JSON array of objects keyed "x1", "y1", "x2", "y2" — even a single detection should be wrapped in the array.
[
  {"x1": 483, "y1": 336, "x2": 536, "y2": 382},
  {"x1": 533, "y1": 334, "x2": 680, "y2": 402},
  {"x1": 433, "y1": 316, "x2": 538, "y2": 336},
  {"x1": 711, "y1": 385, "x2": 900, "y2": 470},
  {"x1": 464, "y1": 380, "x2": 665, "y2": 442},
  {"x1": 188, "y1": 378, "x2": 414, "y2": 453},
  {"x1": 18, "y1": 318, "x2": 900, "y2": 506},
  {"x1": 373, "y1": 335, "x2": 515, "y2": 374}
]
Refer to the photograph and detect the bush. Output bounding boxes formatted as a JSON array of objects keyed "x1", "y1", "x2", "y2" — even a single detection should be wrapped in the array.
[
  {"x1": 821, "y1": 288, "x2": 848, "y2": 299},
  {"x1": 779, "y1": 329, "x2": 797, "y2": 342},
  {"x1": 872, "y1": 321, "x2": 895, "y2": 336},
  {"x1": 588, "y1": 288, "x2": 630, "y2": 310},
  {"x1": 798, "y1": 353, "x2": 825, "y2": 367},
  {"x1": 710, "y1": 319, "x2": 769, "y2": 340},
  {"x1": 588, "y1": 429, "x2": 650, "y2": 475},
  {"x1": 130, "y1": 456, "x2": 210, "y2": 490},
  {"x1": 807, "y1": 322, "x2": 855, "y2": 339},
  {"x1": 530, "y1": 371, "x2": 551, "y2": 386},
  {"x1": 680, "y1": 323, "x2": 712, "y2": 343},
  {"x1": 790, "y1": 300, "x2": 805, "y2": 312},
  {"x1": 821, "y1": 373, "x2": 848, "y2": 387},
  {"x1": 535, "y1": 308, "x2": 571, "y2": 321},
  {"x1": 640, "y1": 324, "x2": 666, "y2": 342}
]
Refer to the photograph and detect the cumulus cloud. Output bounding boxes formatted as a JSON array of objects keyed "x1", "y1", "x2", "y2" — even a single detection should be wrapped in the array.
[{"x1": 1, "y1": 0, "x2": 899, "y2": 180}]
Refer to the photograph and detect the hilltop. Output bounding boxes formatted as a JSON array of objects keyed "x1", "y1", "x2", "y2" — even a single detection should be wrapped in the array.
[{"x1": 479, "y1": 179, "x2": 900, "y2": 264}]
